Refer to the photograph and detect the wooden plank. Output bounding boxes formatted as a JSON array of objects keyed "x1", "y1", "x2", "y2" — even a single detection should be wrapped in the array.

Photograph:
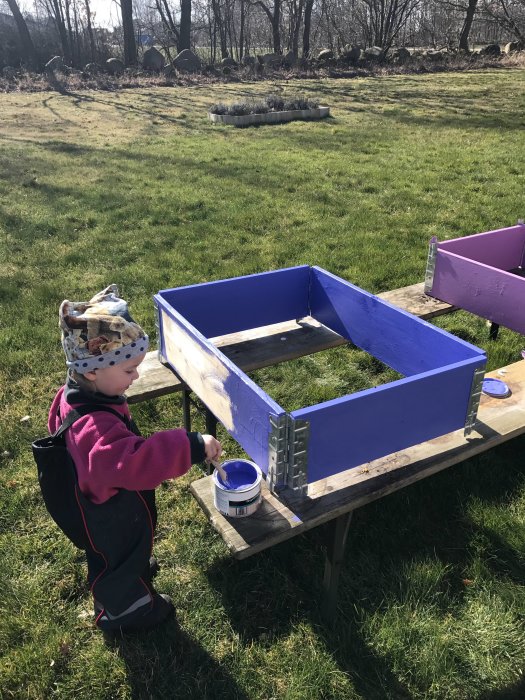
[
  {"x1": 127, "y1": 317, "x2": 347, "y2": 404},
  {"x1": 157, "y1": 305, "x2": 286, "y2": 473},
  {"x1": 377, "y1": 282, "x2": 454, "y2": 319},
  {"x1": 126, "y1": 350, "x2": 182, "y2": 404},
  {"x1": 190, "y1": 360, "x2": 525, "y2": 559}
]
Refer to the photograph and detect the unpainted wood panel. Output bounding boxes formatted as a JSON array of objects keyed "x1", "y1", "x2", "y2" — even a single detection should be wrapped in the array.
[{"x1": 158, "y1": 306, "x2": 286, "y2": 472}]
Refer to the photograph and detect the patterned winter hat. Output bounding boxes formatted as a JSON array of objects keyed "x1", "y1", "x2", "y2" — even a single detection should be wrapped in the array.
[{"x1": 59, "y1": 284, "x2": 149, "y2": 373}]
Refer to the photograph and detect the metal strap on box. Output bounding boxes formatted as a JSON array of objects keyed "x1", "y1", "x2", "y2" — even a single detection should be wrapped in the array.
[
  {"x1": 424, "y1": 236, "x2": 438, "y2": 293},
  {"x1": 268, "y1": 414, "x2": 309, "y2": 497},
  {"x1": 464, "y1": 365, "x2": 486, "y2": 436},
  {"x1": 154, "y1": 302, "x2": 167, "y2": 365}
]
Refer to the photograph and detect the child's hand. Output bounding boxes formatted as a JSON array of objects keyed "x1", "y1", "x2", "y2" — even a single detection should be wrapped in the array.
[{"x1": 202, "y1": 434, "x2": 222, "y2": 463}]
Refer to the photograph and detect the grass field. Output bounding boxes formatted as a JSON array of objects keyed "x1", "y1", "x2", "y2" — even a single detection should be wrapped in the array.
[{"x1": 1, "y1": 69, "x2": 525, "y2": 699}]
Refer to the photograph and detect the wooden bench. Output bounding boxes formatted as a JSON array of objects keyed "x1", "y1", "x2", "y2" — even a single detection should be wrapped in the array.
[{"x1": 126, "y1": 282, "x2": 524, "y2": 621}]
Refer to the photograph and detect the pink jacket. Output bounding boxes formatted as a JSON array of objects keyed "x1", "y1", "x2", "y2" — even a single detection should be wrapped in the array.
[{"x1": 48, "y1": 387, "x2": 192, "y2": 504}]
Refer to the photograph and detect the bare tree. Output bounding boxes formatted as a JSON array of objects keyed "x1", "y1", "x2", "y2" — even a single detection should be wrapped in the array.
[
  {"x1": 481, "y1": 0, "x2": 525, "y2": 42},
  {"x1": 120, "y1": 0, "x2": 137, "y2": 64},
  {"x1": 180, "y1": 0, "x2": 192, "y2": 48},
  {"x1": 5, "y1": 0, "x2": 40, "y2": 67},
  {"x1": 361, "y1": 0, "x2": 421, "y2": 49},
  {"x1": 302, "y1": 0, "x2": 314, "y2": 55},
  {"x1": 252, "y1": 0, "x2": 282, "y2": 52},
  {"x1": 458, "y1": 0, "x2": 478, "y2": 48}
]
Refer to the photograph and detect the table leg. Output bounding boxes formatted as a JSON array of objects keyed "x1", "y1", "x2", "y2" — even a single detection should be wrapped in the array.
[
  {"x1": 321, "y1": 511, "x2": 353, "y2": 623},
  {"x1": 205, "y1": 408, "x2": 218, "y2": 438},
  {"x1": 489, "y1": 322, "x2": 500, "y2": 340},
  {"x1": 182, "y1": 388, "x2": 191, "y2": 431}
]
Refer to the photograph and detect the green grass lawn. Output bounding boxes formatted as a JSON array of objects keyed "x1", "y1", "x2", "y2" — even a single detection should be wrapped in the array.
[{"x1": 1, "y1": 69, "x2": 525, "y2": 699}]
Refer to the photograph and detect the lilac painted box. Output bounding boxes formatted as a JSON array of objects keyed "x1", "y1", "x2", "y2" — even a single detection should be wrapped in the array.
[
  {"x1": 425, "y1": 222, "x2": 525, "y2": 334},
  {"x1": 155, "y1": 267, "x2": 486, "y2": 495}
]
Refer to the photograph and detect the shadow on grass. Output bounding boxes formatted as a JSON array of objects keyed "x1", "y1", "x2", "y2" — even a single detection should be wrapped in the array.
[
  {"x1": 203, "y1": 435, "x2": 525, "y2": 698},
  {"x1": 480, "y1": 674, "x2": 525, "y2": 700},
  {"x1": 104, "y1": 623, "x2": 250, "y2": 700}
]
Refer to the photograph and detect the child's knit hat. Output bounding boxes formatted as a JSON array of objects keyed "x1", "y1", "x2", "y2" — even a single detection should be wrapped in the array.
[{"x1": 59, "y1": 284, "x2": 149, "y2": 373}]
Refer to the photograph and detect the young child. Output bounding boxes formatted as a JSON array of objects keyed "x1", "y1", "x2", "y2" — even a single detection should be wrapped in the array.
[{"x1": 48, "y1": 284, "x2": 222, "y2": 633}]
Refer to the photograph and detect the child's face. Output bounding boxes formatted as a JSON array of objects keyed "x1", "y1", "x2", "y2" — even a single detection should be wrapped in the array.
[{"x1": 84, "y1": 353, "x2": 146, "y2": 397}]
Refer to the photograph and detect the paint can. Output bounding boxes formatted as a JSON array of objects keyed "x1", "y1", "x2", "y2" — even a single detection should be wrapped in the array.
[{"x1": 212, "y1": 459, "x2": 262, "y2": 518}]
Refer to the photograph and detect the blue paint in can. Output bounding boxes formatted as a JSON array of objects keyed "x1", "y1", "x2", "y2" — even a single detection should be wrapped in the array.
[
  {"x1": 217, "y1": 460, "x2": 258, "y2": 490},
  {"x1": 213, "y1": 459, "x2": 262, "y2": 518}
]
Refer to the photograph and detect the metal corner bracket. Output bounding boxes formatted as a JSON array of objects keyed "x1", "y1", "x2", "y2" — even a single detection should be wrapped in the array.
[
  {"x1": 424, "y1": 236, "x2": 438, "y2": 294},
  {"x1": 464, "y1": 365, "x2": 486, "y2": 436},
  {"x1": 154, "y1": 303, "x2": 167, "y2": 365},
  {"x1": 268, "y1": 414, "x2": 309, "y2": 497}
]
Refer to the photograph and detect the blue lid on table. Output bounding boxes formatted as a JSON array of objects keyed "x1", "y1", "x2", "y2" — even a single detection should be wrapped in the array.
[{"x1": 482, "y1": 378, "x2": 511, "y2": 398}]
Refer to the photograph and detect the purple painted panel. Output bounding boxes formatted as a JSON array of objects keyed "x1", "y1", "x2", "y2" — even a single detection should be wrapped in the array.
[
  {"x1": 309, "y1": 266, "x2": 483, "y2": 377},
  {"x1": 431, "y1": 250, "x2": 525, "y2": 333},
  {"x1": 292, "y1": 357, "x2": 482, "y2": 483},
  {"x1": 438, "y1": 224, "x2": 525, "y2": 269},
  {"x1": 158, "y1": 265, "x2": 310, "y2": 338},
  {"x1": 155, "y1": 296, "x2": 286, "y2": 473}
]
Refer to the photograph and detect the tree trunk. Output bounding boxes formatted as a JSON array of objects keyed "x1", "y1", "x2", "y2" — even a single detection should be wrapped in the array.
[
  {"x1": 239, "y1": 0, "x2": 245, "y2": 60},
  {"x1": 302, "y1": 0, "x2": 314, "y2": 57},
  {"x1": 49, "y1": 0, "x2": 72, "y2": 64},
  {"x1": 6, "y1": 0, "x2": 40, "y2": 69},
  {"x1": 84, "y1": 0, "x2": 96, "y2": 62},
  {"x1": 179, "y1": 0, "x2": 192, "y2": 51},
  {"x1": 459, "y1": 0, "x2": 478, "y2": 51},
  {"x1": 256, "y1": 0, "x2": 281, "y2": 54},
  {"x1": 120, "y1": 0, "x2": 137, "y2": 66},
  {"x1": 272, "y1": 0, "x2": 281, "y2": 53}
]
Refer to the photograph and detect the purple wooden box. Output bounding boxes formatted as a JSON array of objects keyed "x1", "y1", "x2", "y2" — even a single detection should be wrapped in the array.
[
  {"x1": 425, "y1": 222, "x2": 525, "y2": 334},
  {"x1": 155, "y1": 267, "x2": 486, "y2": 495}
]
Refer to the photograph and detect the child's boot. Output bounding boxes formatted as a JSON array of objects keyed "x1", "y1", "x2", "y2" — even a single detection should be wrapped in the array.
[{"x1": 95, "y1": 592, "x2": 174, "y2": 633}]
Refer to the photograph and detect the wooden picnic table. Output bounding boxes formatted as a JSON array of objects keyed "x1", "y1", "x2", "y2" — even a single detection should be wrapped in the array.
[{"x1": 126, "y1": 282, "x2": 524, "y2": 621}]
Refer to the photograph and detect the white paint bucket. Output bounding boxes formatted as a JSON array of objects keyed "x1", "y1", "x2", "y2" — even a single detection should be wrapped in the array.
[{"x1": 212, "y1": 459, "x2": 262, "y2": 518}]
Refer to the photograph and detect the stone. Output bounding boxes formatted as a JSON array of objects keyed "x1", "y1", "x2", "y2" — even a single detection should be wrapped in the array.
[
  {"x1": 257, "y1": 53, "x2": 282, "y2": 67},
  {"x1": 390, "y1": 47, "x2": 411, "y2": 63},
  {"x1": 363, "y1": 46, "x2": 383, "y2": 60},
  {"x1": 162, "y1": 63, "x2": 176, "y2": 77},
  {"x1": 340, "y1": 45, "x2": 362, "y2": 63},
  {"x1": 2, "y1": 66, "x2": 16, "y2": 79},
  {"x1": 84, "y1": 62, "x2": 100, "y2": 75},
  {"x1": 221, "y1": 57, "x2": 237, "y2": 67},
  {"x1": 45, "y1": 56, "x2": 65, "y2": 73},
  {"x1": 504, "y1": 41, "x2": 523, "y2": 54},
  {"x1": 317, "y1": 49, "x2": 333, "y2": 61},
  {"x1": 283, "y1": 51, "x2": 296, "y2": 67},
  {"x1": 479, "y1": 43, "x2": 501, "y2": 56},
  {"x1": 173, "y1": 49, "x2": 201, "y2": 72},
  {"x1": 143, "y1": 46, "x2": 165, "y2": 71},
  {"x1": 106, "y1": 57, "x2": 124, "y2": 75}
]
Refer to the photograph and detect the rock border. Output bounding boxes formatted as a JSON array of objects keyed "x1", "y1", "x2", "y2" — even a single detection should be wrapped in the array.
[{"x1": 208, "y1": 105, "x2": 330, "y2": 126}]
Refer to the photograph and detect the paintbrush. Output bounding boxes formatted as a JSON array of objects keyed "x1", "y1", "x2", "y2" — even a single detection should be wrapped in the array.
[{"x1": 211, "y1": 460, "x2": 231, "y2": 487}]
